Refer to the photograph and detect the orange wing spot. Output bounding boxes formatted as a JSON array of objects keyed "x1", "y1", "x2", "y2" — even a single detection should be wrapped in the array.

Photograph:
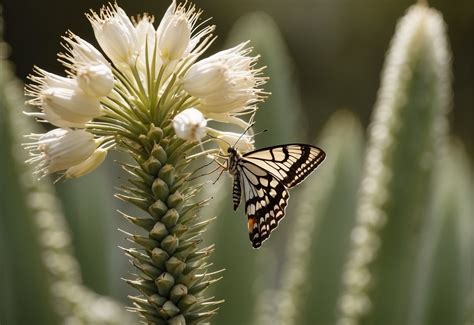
[{"x1": 247, "y1": 218, "x2": 255, "y2": 232}]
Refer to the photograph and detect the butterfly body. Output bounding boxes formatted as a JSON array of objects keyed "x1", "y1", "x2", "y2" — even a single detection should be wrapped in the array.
[{"x1": 225, "y1": 144, "x2": 326, "y2": 248}]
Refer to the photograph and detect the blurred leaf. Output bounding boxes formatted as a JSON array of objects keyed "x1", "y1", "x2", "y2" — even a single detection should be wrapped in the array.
[
  {"x1": 0, "y1": 30, "x2": 59, "y2": 325},
  {"x1": 225, "y1": 11, "x2": 304, "y2": 147},
  {"x1": 275, "y1": 110, "x2": 364, "y2": 325},
  {"x1": 56, "y1": 164, "x2": 116, "y2": 296},
  {"x1": 337, "y1": 4, "x2": 452, "y2": 324},
  {"x1": 409, "y1": 139, "x2": 474, "y2": 325},
  {"x1": 0, "y1": 14, "x2": 132, "y2": 324}
]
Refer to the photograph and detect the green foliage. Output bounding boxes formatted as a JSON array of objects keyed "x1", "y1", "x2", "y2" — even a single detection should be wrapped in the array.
[
  {"x1": 337, "y1": 4, "x2": 455, "y2": 325},
  {"x1": 0, "y1": 32, "x2": 59, "y2": 325},
  {"x1": 225, "y1": 11, "x2": 304, "y2": 146},
  {"x1": 409, "y1": 140, "x2": 473, "y2": 325},
  {"x1": 0, "y1": 19, "x2": 131, "y2": 325},
  {"x1": 276, "y1": 111, "x2": 364, "y2": 325}
]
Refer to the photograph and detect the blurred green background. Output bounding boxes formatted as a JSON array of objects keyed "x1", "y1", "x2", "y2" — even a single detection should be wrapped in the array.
[{"x1": 0, "y1": 0, "x2": 473, "y2": 324}]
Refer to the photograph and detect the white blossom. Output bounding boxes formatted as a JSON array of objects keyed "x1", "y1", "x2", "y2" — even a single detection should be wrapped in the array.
[
  {"x1": 61, "y1": 32, "x2": 110, "y2": 66},
  {"x1": 26, "y1": 128, "x2": 97, "y2": 176},
  {"x1": 26, "y1": 68, "x2": 102, "y2": 128},
  {"x1": 76, "y1": 63, "x2": 114, "y2": 97},
  {"x1": 172, "y1": 108, "x2": 207, "y2": 141},
  {"x1": 183, "y1": 42, "x2": 265, "y2": 118},
  {"x1": 87, "y1": 3, "x2": 139, "y2": 66},
  {"x1": 156, "y1": 1, "x2": 192, "y2": 61}
]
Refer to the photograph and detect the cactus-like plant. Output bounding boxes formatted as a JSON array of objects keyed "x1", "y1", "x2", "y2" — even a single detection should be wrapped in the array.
[
  {"x1": 337, "y1": 4, "x2": 452, "y2": 324},
  {"x1": 22, "y1": 2, "x2": 268, "y2": 323}
]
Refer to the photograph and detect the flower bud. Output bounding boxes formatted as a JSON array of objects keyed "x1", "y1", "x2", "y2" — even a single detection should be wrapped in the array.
[
  {"x1": 158, "y1": 17, "x2": 191, "y2": 61},
  {"x1": 182, "y1": 42, "x2": 265, "y2": 115},
  {"x1": 41, "y1": 87, "x2": 102, "y2": 128},
  {"x1": 155, "y1": 272, "x2": 175, "y2": 296},
  {"x1": 150, "y1": 222, "x2": 168, "y2": 240},
  {"x1": 161, "y1": 300, "x2": 180, "y2": 318},
  {"x1": 62, "y1": 33, "x2": 110, "y2": 66},
  {"x1": 76, "y1": 63, "x2": 114, "y2": 97},
  {"x1": 65, "y1": 148, "x2": 107, "y2": 178},
  {"x1": 172, "y1": 108, "x2": 207, "y2": 141},
  {"x1": 87, "y1": 3, "x2": 139, "y2": 66},
  {"x1": 29, "y1": 128, "x2": 96, "y2": 175}
]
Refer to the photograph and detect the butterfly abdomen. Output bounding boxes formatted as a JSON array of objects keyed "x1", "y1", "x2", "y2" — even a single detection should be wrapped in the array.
[{"x1": 232, "y1": 173, "x2": 241, "y2": 210}]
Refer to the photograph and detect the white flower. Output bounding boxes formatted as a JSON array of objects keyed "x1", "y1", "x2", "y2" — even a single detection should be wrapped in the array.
[
  {"x1": 61, "y1": 32, "x2": 110, "y2": 66},
  {"x1": 207, "y1": 129, "x2": 255, "y2": 154},
  {"x1": 65, "y1": 148, "x2": 107, "y2": 178},
  {"x1": 26, "y1": 128, "x2": 97, "y2": 175},
  {"x1": 60, "y1": 33, "x2": 115, "y2": 97},
  {"x1": 134, "y1": 14, "x2": 165, "y2": 77},
  {"x1": 182, "y1": 42, "x2": 265, "y2": 116},
  {"x1": 76, "y1": 63, "x2": 114, "y2": 97},
  {"x1": 87, "y1": 3, "x2": 139, "y2": 66},
  {"x1": 172, "y1": 108, "x2": 207, "y2": 141},
  {"x1": 156, "y1": 1, "x2": 192, "y2": 61},
  {"x1": 26, "y1": 68, "x2": 102, "y2": 128}
]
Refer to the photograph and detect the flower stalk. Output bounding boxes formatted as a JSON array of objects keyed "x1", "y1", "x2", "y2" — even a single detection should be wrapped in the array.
[{"x1": 24, "y1": 1, "x2": 267, "y2": 323}]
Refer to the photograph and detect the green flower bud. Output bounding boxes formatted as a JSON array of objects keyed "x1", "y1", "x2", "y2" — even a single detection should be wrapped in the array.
[
  {"x1": 161, "y1": 235, "x2": 178, "y2": 255},
  {"x1": 178, "y1": 294, "x2": 197, "y2": 311},
  {"x1": 149, "y1": 200, "x2": 168, "y2": 219},
  {"x1": 148, "y1": 124, "x2": 163, "y2": 143},
  {"x1": 167, "y1": 191, "x2": 184, "y2": 210},
  {"x1": 148, "y1": 294, "x2": 167, "y2": 309},
  {"x1": 168, "y1": 314, "x2": 186, "y2": 325},
  {"x1": 158, "y1": 164, "x2": 175, "y2": 187},
  {"x1": 165, "y1": 256, "x2": 186, "y2": 277},
  {"x1": 142, "y1": 155, "x2": 162, "y2": 175},
  {"x1": 151, "y1": 144, "x2": 168, "y2": 165},
  {"x1": 151, "y1": 247, "x2": 170, "y2": 269},
  {"x1": 150, "y1": 222, "x2": 168, "y2": 240},
  {"x1": 160, "y1": 300, "x2": 180, "y2": 319},
  {"x1": 152, "y1": 178, "x2": 170, "y2": 202},
  {"x1": 155, "y1": 272, "x2": 175, "y2": 296},
  {"x1": 162, "y1": 209, "x2": 179, "y2": 228},
  {"x1": 170, "y1": 284, "x2": 188, "y2": 302},
  {"x1": 138, "y1": 134, "x2": 152, "y2": 151}
]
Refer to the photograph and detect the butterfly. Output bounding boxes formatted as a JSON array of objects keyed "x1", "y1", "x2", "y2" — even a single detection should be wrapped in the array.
[{"x1": 225, "y1": 143, "x2": 326, "y2": 248}]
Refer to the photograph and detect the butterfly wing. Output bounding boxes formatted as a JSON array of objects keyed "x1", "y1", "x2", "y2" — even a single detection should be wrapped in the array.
[
  {"x1": 237, "y1": 161, "x2": 290, "y2": 248},
  {"x1": 237, "y1": 144, "x2": 326, "y2": 248},
  {"x1": 243, "y1": 144, "x2": 326, "y2": 188}
]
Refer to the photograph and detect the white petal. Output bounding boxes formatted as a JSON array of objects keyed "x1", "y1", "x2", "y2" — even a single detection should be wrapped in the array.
[
  {"x1": 77, "y1": 63, "x2": 114, "y2": 97},
  {"x1": 172, "y1": 108, "x2": 207, "y2": 141},
  {"x1": 65, "y1": 148, "x2": 107, "y2": 178}
]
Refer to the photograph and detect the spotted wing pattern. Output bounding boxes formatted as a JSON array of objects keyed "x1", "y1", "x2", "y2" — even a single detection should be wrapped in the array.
[{"x1": 236, "y1": 144, "x2": 326, "y2": 248}]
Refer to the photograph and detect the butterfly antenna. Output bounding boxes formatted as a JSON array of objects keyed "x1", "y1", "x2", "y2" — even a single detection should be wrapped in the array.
[{"x1": 232, "y1": 122, "x2": 255, "y2": 148}]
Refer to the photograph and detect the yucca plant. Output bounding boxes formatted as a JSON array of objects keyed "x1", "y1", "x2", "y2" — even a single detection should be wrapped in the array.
[{"x1": 21, "y1": 1, "x2": 270, "y2": 323}]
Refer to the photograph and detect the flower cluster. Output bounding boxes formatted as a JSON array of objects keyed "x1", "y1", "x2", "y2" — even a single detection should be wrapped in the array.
[
  {"x1": 24, "y1": 1, "x2": 267, "y2": 322},
  {"x1": 25, "y1": 1, "x2": 264, "y2": 178}
]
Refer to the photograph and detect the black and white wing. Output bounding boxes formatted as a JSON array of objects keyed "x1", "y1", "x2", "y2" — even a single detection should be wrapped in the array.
[
  {"x1": 243, "y1": 144, "x2": 326, "y2": 188},
  {"x1": 237, "y1": 144, "x2": 325, "y2": 248}
]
